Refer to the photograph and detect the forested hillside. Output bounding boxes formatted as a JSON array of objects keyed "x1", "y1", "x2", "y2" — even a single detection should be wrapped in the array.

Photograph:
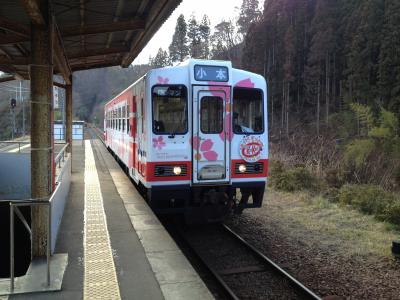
[
  {"x1": 243, "y1": 0, "x2": 400, "y2": 133},
  {"x1": 72, "y1": 64, "x2": 151, "y2": 124},
  {"x1": 241, "y1": 0, "x2": 400, "y2": 193}
]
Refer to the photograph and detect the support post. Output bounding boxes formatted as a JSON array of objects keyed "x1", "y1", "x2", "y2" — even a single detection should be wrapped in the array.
[
  {"x1": 30, "y1": 0, "x2": 53, "y2": 258},
  {"x1": 66, "y1": 76, "x2": 72, "y2": 155}
]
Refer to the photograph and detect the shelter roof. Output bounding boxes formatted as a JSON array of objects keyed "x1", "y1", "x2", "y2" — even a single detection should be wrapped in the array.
[{"x1": 0, "y1": 0, "x2": 181, "y2": 83}]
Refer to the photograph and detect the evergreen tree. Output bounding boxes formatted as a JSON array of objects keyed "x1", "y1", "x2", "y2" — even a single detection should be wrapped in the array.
[
  {"x1": 150, "y1": 48, "x2": 170, "y2": 68},
  {"x1": 345, "y1": 0, "x2": 384, "y2": 106},
  {"x1": 199, "y1": 15, "x2": 211, "y2": 59},
  {"x1": 305, "y1": 0, "x2": 338, "y2": 129},
  {"x1": 378, "y1": 0, "x2": 400, "y2": 116},
  {"x1": 211, "y1": 20, "x2": 237, "y2": 60},
  {"x1": 237, "y1": 0, "x2": 262, "y2": 38},
  {"x1": 169, "y1": 14, "x2": 189, "y2": 62},
  {"x1": 187, "y1": 15, "x2": 201, "y2": 58}
]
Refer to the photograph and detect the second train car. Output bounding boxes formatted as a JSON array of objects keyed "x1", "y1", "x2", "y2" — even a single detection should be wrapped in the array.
[{"x1": 104, "y1": 59, "x2": 268, "y2": 222}]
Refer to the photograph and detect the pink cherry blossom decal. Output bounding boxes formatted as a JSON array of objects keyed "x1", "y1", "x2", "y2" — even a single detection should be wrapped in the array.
[
  {"x1": 152, "y1": 136, "x2": 166, "y2": 150},
  {"x1": 219, "y1": 113, "x2": 234, "y2": 142},
  {"x1": 203, "y1": 150, "x2": 218, "y2": 161},
  {"x1": 157, "y1": 76, "x2": 169, "y2": 84},
  {"x1": 235, "y1": 78, "x2": 255, "y2": 88},
  {"x1": 191, "y1": 137, "x2": 219, "y2": 161},
  {"x1": 200, "y1": 139, "x2": 213, "y2": 152},
  {"x1": 190, "y1": 136, "x2": 201, "y2": 150},
  {"x1": 207, "y1": 84, "x2": 231, "y2": 102}
]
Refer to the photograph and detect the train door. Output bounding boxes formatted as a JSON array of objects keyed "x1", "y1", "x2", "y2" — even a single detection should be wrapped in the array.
[{"x1": 192, "y1": 86, "x2": 230, "y2": 184}]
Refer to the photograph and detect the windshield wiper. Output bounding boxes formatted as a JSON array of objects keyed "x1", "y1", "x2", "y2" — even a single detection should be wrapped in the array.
[{"x1": 168, "y1": 132, "x2": 175, "y2": 138}]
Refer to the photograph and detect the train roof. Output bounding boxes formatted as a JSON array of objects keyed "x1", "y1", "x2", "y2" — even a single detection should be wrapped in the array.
[{"x1": 104, "y1": 59, "x2": 265, "y2": 106}]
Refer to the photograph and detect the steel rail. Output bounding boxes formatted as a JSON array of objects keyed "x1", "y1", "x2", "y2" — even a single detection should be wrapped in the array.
[
  {"x1": 89, "y1": 125, "x2": 105, "y2": 145},
  {"x1": 222, "y1": 224, "x2": 321, "y2": 300},
  {"x1": 180, "y1": 236, "x2": 240, "y2": 300},
  {"x1": 169, "y1": 221, "x2": 322, "y2": 300}
]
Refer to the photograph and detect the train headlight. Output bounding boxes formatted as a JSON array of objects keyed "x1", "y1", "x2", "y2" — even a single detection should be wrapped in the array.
[
  {"x1": 238, "y1": 164, "x2": 247, "y2": 173},
  {"x1": 173, "y1": 166, "x2": 182, "y2": 175}
]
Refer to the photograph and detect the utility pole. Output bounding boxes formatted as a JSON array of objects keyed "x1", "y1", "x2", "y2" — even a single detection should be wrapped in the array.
[
  {"x1": 20, "y1": 81, "x2": 26, "y2": 136},
  {"x1": 10, "y1": 98, "x2": 16, "y2": 139},
  {"x1": 15, "y1": 86, "x2": 18, "y2": 137}
]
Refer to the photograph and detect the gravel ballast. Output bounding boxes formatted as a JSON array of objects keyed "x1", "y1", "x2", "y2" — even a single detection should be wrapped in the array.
[{"x1": 225, "y1": 190, "x2": 400, "y2": 299}]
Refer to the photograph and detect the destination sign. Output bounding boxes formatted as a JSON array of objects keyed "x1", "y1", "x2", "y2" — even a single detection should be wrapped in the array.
[{"x1": 194, "y1": 65, "x2": 229, "y2": 82}]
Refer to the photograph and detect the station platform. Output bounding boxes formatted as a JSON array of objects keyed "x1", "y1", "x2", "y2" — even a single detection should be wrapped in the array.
[{"x1": 8, "y1": 137, "x2": 213, "y2": 300}]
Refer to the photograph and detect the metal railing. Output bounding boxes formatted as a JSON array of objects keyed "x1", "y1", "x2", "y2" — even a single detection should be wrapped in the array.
[
  {"x1": 55, "y1": 143, "x2": 70, "y2": 184},
  {"x1": 0, "y1": 141, "x2": 30, "y2": 153},
  {"x1": 0, "y1": 143, "x2": 69, "y2": 293},
  {"x1": 0, "y1": 196, "x2": 52, "y2": 293},
  {"x1": 55, "y1": 143, "x2": 69, "y2": 169},
  {"x1": 0, "y1": 141, "x2": 71, "y2": 292}
]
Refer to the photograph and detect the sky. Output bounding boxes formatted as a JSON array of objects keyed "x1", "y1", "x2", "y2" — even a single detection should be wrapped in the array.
[{"x1": 132, "y1": 0, "x2": 247, "y2": 65}]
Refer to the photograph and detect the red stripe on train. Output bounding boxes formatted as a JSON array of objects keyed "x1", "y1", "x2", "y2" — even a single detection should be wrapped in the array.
[
  {"x1": 231, "y1": 159, "x2": 268, "y2": 178},
  {"x1": 146, "y1": 161, "x2": 191, "y2": 182}
]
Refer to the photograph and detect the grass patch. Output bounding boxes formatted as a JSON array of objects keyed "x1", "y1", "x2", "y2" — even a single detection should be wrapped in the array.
[
  {"x1": 338, "y1": 184, "x2": 400, "y2": 225},
  {"x1": 269, "y1": 161, "x2": 318, "y2": 192},
  {"x1": 264, "y1": 189, "x2": 400, "y2": 258},
  {"x1": 269, "y1": 160, "x2": 400, "y2": 227}
]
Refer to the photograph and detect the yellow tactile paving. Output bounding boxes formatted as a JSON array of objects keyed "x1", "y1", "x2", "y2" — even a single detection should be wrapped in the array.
[{"x1": 84, "y1": 140, "x2": 121, "y2": 300}]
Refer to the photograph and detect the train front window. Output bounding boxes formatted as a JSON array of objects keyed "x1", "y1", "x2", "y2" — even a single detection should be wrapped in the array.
[
  {"x1": 152, "y1": 85, "x2": 188, "y2": 134},
  {"x1": 232, "y1": 88, "x2": 264, "y2": 134}
]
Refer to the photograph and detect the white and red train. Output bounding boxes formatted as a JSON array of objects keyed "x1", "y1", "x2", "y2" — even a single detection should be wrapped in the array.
[{"x1": 104, "y1": 59, "x2": 268, "y2": 221}]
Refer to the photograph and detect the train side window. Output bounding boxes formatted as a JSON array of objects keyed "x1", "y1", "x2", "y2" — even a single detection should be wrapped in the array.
[
  {"x1": 122, "y1": 106, "x2": 126, "y2": 132},
  {"x1": 127, "y1": 104, "x2": 130, "y2": 133},
  {"x1": 201, "y1": 96, "x2": 223, "y2": 134},
  {"x1": 141, "y1": 98, "x2": 144, "y2": 134},
  {"x1": 118, "y1": 107, "x2": 122, "y2": 131},
  {"x1": 152, "y1": 85, "x2": 188, "y2": 135},
  {"x1": 232, "y1": 87, "x2": 264, "y2": 134}
]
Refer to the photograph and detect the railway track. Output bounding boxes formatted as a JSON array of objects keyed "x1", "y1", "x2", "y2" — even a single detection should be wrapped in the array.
[
  {"x1": 87, "y1": 125, "x2": 105, "y2": 143},
  {"x1": 164, "y1": 220, "x2": 321, "y2": 300},
  {"x1": 88, "y1": 126, "x2": 321, "y2": 299}
]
